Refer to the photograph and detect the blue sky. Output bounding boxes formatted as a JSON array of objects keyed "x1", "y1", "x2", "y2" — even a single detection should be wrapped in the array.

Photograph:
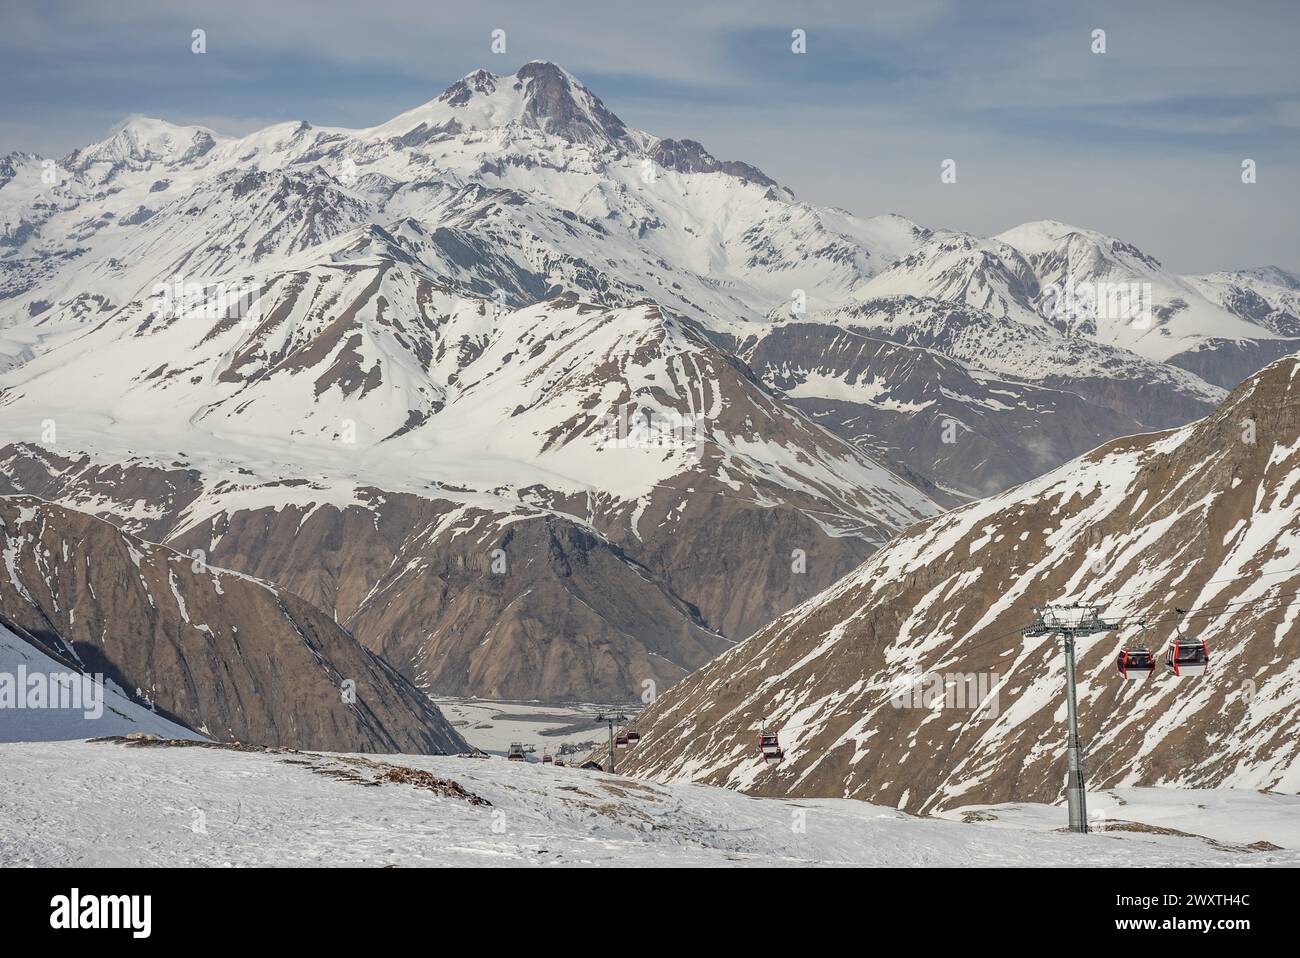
[{"x1": 2, "y1": 0, "x2": 1296, "y2": 273}]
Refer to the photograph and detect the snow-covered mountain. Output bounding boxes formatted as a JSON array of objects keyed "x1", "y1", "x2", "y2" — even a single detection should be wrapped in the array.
[
  {"x1": 0, "y1": 496, "x2": 467, "y2": 752},
  {"x1": 618, "y1": 355, "x2": 1300, "y2": 810},
  {"x1": 1, "y1": 61, "x2": 1295, "y2": 699},
  {"x1": 0, "y1": 62, "x2": 925, "y2": 341},
  {"x1": 1187, "y1": 265, "x2": 1300, "y2": 338},
  {"x1": 0, "y1": 288, "x2": 935, "y2": 700},
  {"x1": 745, "y1": 219, "x2": 1299, "y2": 497}
]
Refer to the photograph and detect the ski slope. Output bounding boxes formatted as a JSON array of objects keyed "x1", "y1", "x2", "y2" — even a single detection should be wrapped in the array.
[{"x1": 0, "y1": 739, "x2": 1295, "y2": 867}]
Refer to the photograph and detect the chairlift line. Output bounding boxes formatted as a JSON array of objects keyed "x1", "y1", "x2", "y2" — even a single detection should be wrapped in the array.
[
  {"x1": 574, "y1": 560, "x2": 1295, "y2": 774},
  {"x1": 620, "y1": 586, "x2": 1287, "y2": 794},
  {"x1": 701, "y1": 594, "x2": 1240, "y2": 752},
  {"x1": 1097, "y1": 561, "x2": 1300, "y2": 607},
  {"x1": 953, "y1": 586, "x2": 1300, "y2": 663}
]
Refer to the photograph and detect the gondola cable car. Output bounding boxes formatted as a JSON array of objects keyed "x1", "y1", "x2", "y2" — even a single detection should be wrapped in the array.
[
  {"x1": 614, "y1": 733, "x2": 630, "y2": 750},
  {"x1": 626, "y1": 729, "x2": 641, "y2": 745},
  {"x1": 758, "y1": 729, "x2": 784, "y2": 764},
  {"x1": 1115, "y1": 619, "x2": 1156, "y2": 680},
  {"x1": 1165, "y1": 609, "x2": 1209, "y2": 677}
]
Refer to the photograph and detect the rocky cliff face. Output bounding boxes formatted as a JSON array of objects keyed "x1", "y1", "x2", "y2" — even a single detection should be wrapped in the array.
[
  {"x1": 0, "y1": 453, "x2": 881, "y2": 703},
  {"x1": 168, "y1": 496, "x2": 735, "y2": 704},
  {"x1": 617, "y1": 357, "x2": 1300, "y2": 811},
  {"x1": 0, "y1": 496, "x2": 467, "y2": 753}
]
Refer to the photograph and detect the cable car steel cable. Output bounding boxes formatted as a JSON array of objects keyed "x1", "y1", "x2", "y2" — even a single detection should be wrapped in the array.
[
  {"x1": 969, "y1": 586, "x2": 1300, "y2": 661},
  {"x1": 620, "y1": 586, "x2": 1300, "y2": 768},
  {"x1": 692, "y1": 591, "x2": 1300, "y2": 754}
]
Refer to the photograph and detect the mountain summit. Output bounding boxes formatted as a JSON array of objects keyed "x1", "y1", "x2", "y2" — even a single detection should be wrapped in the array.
[{"x1": 372, "y1": 61, "x2": 639, "y2": 153}]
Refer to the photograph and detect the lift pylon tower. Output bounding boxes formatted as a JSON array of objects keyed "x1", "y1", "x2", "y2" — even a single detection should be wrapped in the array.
[
  {"x1": 593, "y1": 711, "x2": 629, "y2": 774},
  {"x1": 1024, "y1": 603, "x2": 1116, "y2": 833}
]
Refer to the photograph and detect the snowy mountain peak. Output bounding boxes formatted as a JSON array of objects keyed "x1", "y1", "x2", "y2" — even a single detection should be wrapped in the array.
[
  {"x1": 512, "y1": 60, "x2": 633, "y2": 149},
  {"x1": 647, "y1": 137, "x2": 780, "y2": 190},
  {"x1": 438, "y1": 68, "x2": 501, "y2": 105},
  {"x1": 398, "y1": 60, "x2": 636, "y2": 151},
  {"x1": 997, "y1": 219, "x2": 1163, "y2": 273},
  {"x1": 995, "y1": 218, "x2": 1084, "y2": 251},
  {"x1": 856, "y1": 230, "x2": 1044, "y2": 324},
  {"x1": 1199, "y1": 265, "x2": 1300, "y2": 291},
  {"x1": 63, "y1": 116, "x2": 222, "y2": 179}
]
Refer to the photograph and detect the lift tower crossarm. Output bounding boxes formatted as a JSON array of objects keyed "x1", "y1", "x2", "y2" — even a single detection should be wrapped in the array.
[{"x1": 1024, "y1": 603, "x2": 1117, "y2": 833}]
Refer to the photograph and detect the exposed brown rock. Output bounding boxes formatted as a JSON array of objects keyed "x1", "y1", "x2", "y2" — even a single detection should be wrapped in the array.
[
  {"x1": 0, "y1": 496, "x2": 467, "y2": 753},
  {"x1": 618, "y1": 357, "x2": 1300, "y2": 812},
  {"x1": 171, "y1": 496, "x2": 734, "y2": 703}
]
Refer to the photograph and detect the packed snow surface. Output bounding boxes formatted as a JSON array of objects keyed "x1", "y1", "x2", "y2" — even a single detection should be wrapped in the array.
[{"x1": 0, "y1": 739, "x2": 1295, "y2": 867}]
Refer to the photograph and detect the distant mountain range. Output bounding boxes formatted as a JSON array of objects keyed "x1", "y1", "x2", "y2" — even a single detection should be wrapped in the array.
[{"x1": 2, "y1": 61, "x2": 1296, "y2": 708}]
